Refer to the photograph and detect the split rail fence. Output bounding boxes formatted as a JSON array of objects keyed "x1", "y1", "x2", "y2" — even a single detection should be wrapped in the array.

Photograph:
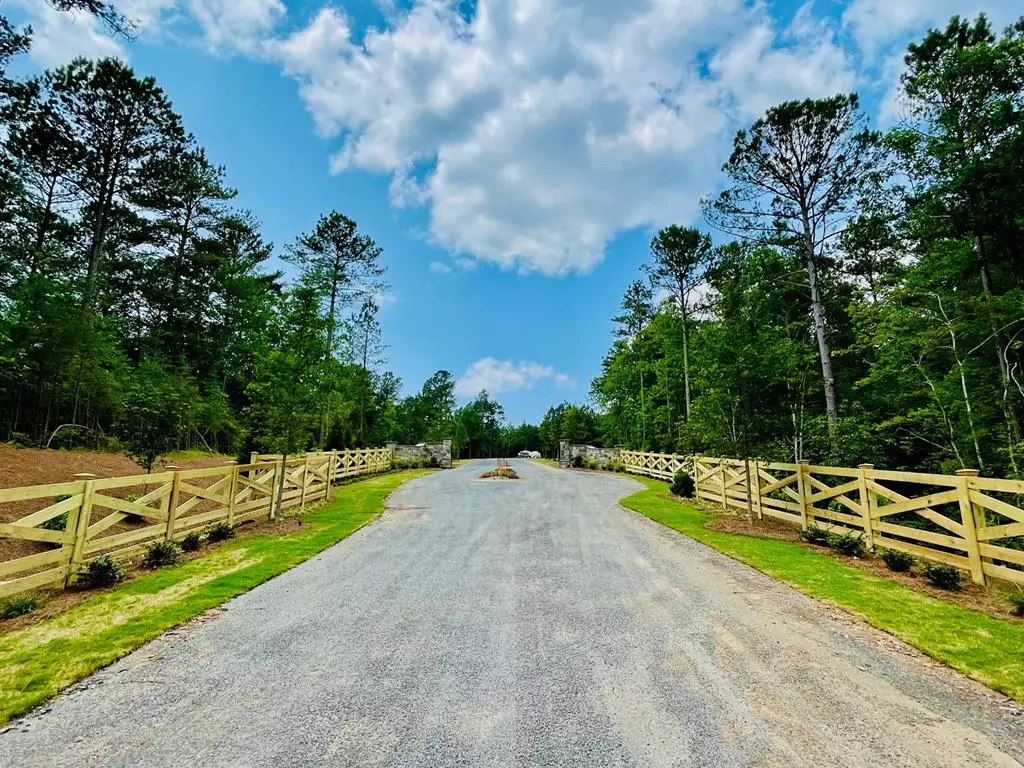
[
  {"x1": 619, "y1": 450, "x2": 1024, "y2": 587},
  {"x1": 0, "y1": 447, "x2": 393, "y2": 599}
]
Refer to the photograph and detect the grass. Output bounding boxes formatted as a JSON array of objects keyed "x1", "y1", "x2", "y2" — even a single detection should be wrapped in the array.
[
  {"x1": 529, "y1": 457, "x2": 560, "y2": 468},
  {"x1": 0, "y1": 469, "x2": 430, "y2": 724},
  {"x1": 620, "y1": 476, "x2": 1024, "y2": 702}
]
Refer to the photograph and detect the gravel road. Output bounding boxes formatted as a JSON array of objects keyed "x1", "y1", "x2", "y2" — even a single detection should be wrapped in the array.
[{"x1": 2, "y1": 460, "x2": 1023, "y2": 767}]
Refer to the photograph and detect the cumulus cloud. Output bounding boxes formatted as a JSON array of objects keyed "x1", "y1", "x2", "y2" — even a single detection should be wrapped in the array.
[
  {"x1": 429, "y1": 261, "x2": 452, "y2": 274},
  {"x1": 273, "y1": 0, "x2": 856, "y2": 275},
  {"x1": 455, "y1": 358, "x2": 573, "y2": 397},
  {"x1": 11, "y1": 0, "x2": 125, "y2": 67}
]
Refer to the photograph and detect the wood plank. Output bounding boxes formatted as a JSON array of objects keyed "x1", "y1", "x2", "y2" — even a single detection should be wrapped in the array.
[
  {"x1": 873, "y1": 521, "x2": 969, "y2": 551},
  {"x1": 760, "y1": 497, "x2": 803, "y2": 514},
  {"x1": 810, "y1": 508, "x2": 863, "y2": 528},
  {"x1": 872, "y1": 535, "x2": 971, "y2": 569},
  {"x1": 981, "y1": 561, "x2": 1024, "y2": 586},
  {"x1": 12, "y1": 493, "x2": 84, "y2": 528},
  {"x1": 0, "y1": 523, "x2": 65, "y2": 544},
  {"x1": 0, "y1": 481, "x2": 85, "y2": 504},
  {"x1": 87, "y1": 511, "x2": 129, "y2": 538},
  {"x1": 968, "y1": 476, "x2": 1024, "y2": 494},
  {"x1": 0, "y1": 547, "x2": 67, "y2": 579},
  {"x1": 978, "y1": 543, "x2": 1024, "y2": 567},
  {"x1": 90, "y1": 493, "x2": 168, "y2": 522},
  {"x1": 761, "y1": 507, "x2": 802, "y2": 524},
  {"x1": 808, "y1": 479, "x2": 861, "y2": 504},
  {"x1": 868, "y1": 489, "x2": 961, "y2": 519},
  {"x1": 92, "y1": 472, "x2": 175, "y2": 491},
  {"x1": 968, "y1": 490, "x2": 1024, "y2": 525},
  {"x1": 85, "y1": 523, "x2": 166, "y2": 554},
  {"x1": 0, "y1": 566, "x2": 69, "y2": 599},
  {"x1": 806, "y1": 465, "x2": 860, "y2": 478},
  {"x1": 866, "y1": 468, "x2": 959, "y2": 487},
  {"x1": 976, "y1": 520, "x2": 1024, "y2": 542}
]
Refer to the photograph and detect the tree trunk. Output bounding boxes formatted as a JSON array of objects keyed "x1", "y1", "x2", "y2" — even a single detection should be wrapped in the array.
[
  {"x1": 804, "y1": 246, "x2": 839, "y2": 430},
  {"x1": 681, "y1": 299, "x2": 691, "y2": 421}
]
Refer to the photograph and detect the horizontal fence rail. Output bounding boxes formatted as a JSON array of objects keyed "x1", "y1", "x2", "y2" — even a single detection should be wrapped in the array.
[
  {"x1": 0, "y1": 448, "x2": 394, "y2": 599},
  {"x1": 619, "y1": 451, "x2": 1024, "y2": 588}
]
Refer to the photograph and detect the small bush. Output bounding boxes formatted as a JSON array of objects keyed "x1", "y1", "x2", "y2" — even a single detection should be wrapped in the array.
[
  {"x1": 583, "y1": 456, "x2": 600, "y2": 470},
  {"x1": 670, "y1": 469, "x2": 695, "y2": 498},
  {"x1": 798, "y1": 524, "x2": 831, "y2": 546},
  {"x1": 142, "y1": 539, "x2": 180, "y2": 569},
  {"x1": 1, "y1": 594, "x2": 40, "y2": 619},
  {"x1": 606, "y1": 460, "x2": 624, "y2": 473},
  {"x1": 881, "y1": 549, "x2": 915, "y2": 573},
  {"x1": 206, "y1": 522, "x2": 235, "y2": 542},
  {"x1": 40, "y1": 509, "x2": 70, "y2": 531},
  {"x1": 180, "y1": 532, "x2": 203, "y2": 552},
  {"x1": 829, "y1": 531, "x2": 864, "y2": 557},
  {"x1": 923, "y1": 563, "x2": 964, "y2": 591},
  {"x1": 81, "y1": 554, "x2": 125, "y2": 588},
  {"x1": 1007, "y1": 590, "x2": 1024, "y2": 616}
]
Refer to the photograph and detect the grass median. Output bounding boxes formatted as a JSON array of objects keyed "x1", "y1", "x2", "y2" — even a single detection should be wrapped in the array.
[
  {"x1": 620, "y1": 476, "x2": 1024, "y2": 702},
  {"x1": 0, "y1": 469, "x2": 430, "y2": 724}
]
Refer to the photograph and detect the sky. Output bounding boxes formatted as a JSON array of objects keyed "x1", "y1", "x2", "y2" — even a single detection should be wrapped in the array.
[{"x1": 6, "y1": 0, "x2": 1020, "y2": 424}]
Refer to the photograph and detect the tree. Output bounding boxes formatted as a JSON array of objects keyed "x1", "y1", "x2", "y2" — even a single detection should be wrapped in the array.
[
  {"x1": 612, "y1": 280, "x2": 654, "y2": 446},
  {"x1": 645, "y1": 226, "x2": 713, "y2": 420},
  {"x1": 705, "y1": 94, "x2": 885, "y2": 433}
]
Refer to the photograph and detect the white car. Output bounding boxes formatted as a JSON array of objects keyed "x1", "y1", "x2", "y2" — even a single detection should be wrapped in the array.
[{"x1": 517, "y1": 450, "x2": 532, "y2": 458}]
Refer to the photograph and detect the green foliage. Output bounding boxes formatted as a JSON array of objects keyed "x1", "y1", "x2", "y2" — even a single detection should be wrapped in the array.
[
  {"x1": 80, "y1": 555, "x2": 125, "y2": 588},
  {"x1": 180, "y1": 532, "x2": 202, "y2": 552},
  {"x1": 798, "y1": 525, "x2": 832, "y2": 546},
  {"x1": 39, "y1": 498, "x2": 71, "y2": 531},
  {"x1": 829, "y1": 531, "x2": 865, "y2": 557},
  {"x1": 1, "y1": 593, "x2": 40, "y2": 619},
  {"x1": 206, "y1": 522, "x2": 234, "y2": 543},
  {"x1": 142, "y1": 539, "x2": 180, "y2": 569},
  {"x1": 670, "y1": 469, "x2": 694, "y2": 498},
  {"x1": 923, "y1": 563, "x2": 965, "y2": 591},
  {"x1": 1009, "y1": 590, "x2": 1024, "y2": 616},
  {"x1": 881, "y1": 549, "x2": 915, "y2": 573}
]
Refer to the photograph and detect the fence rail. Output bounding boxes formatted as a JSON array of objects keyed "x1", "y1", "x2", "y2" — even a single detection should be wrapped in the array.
[
  {"x1": 0, "y1": 448, "x2": 394, "y2": 599},
  {"x1": 619, "y1": 450, "x2": 1024, "y2": 587}
]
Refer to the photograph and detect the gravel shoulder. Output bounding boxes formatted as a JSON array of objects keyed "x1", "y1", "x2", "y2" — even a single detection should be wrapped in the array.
[{"x1": 1, "y1": 459, "x2": 1022, "y2": 767}]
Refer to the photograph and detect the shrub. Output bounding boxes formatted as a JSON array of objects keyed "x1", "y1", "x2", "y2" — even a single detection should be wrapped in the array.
[
  {"x1": 1, "y1": 594, "x2": 40, "y2": 619},
  {"x1": 206, "y1": 522, "x2": 235, "y2": 542},
  {"x1": 583, "y1": 456, "x2": 600, "y2": 470},
  {"x1": 923, "y1": 563, "x2": 964, "y2": 591},
  {"x1": 670, "y1": 470, "x2": 695, "y2": 498},
  {"x1": 1008, "y1": 590, "x2": 1024, "y2": 616},
  {"x1": 142, "y1": 539, "x2": 180, "y2": 569},
  {"x1": 606, "y1": 460, "x2": 624, "y2": 473},
  {"x1": 40, "y1": 510, "x2": 70, "y2": 531},
  {"x1": 798, "y1": 524, "x2": 832, "y2": 546},
  {"x1": 829, "y1": 531, "x2": 864, "y2": 557},
  {"x1": 80, "y1": 554, "x2": 125, "y2": 588},
  {"x1": 180, "y1": 531, "x2": 203, "y2": 552},
  {"x1": 881, "y1": 549, "x2": 915, "y2": 573}
]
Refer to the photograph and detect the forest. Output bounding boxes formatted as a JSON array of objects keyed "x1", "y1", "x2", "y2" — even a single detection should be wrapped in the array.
[
  {"x1": 0, "y1": 7, "x2": 543, "y2": 465},
  {"x1": 591, "y1": 14, "x2": 1024, "y2": 478}
]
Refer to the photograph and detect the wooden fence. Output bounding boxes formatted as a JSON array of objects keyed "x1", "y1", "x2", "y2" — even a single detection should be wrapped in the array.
[
  {"x1": 0, "y1": 448, "x2": 394, "y2": 599},
  {"x1": 619, "y1": 451, "x2": 1024, "y2": 587}
]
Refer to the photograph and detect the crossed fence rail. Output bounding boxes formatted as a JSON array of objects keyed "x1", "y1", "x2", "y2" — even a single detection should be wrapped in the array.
[
  {"x1": 619, "y1": 450, "x2": 1024, "y2": 587},
  {"x1": 0, "y1": 448, "x2": 393, "y2": 599}
]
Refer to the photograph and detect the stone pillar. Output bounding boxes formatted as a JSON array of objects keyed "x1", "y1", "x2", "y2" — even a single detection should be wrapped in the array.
[
  {"x1": 559, "y1": 440, "x2": 571, "y2": 468},
  {"x1": 441, "y1": 439, "x2": 453, "y2": 469}
]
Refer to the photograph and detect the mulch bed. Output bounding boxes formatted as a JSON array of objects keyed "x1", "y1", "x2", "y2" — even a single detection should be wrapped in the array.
[{"x1": 688, "y1": 494, "x2": 1024, "y2": 622}]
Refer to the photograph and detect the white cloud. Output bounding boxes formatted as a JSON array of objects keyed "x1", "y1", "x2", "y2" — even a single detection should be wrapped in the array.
[
  {"x1": 274, "y1": 0, "x2": 857, "y2": 276},
  {"x1": 428, "y1": 261, "x2": 452, "y2": 274},
  {"x1": 12, "y1": 0, "x2": 125, "y2": 67},
  {"x1": 455, "y1": 358, "x2": 573, "y2": 397},
  {"x1": 373, "y1": 289, "x2": 399, "y2": 310},
  {"x1": 841, "y1": 0, "x2": 1015, "y2": 55},
  {"x1": 185, "y1": 0, "x2": 285, "y2": 53}
]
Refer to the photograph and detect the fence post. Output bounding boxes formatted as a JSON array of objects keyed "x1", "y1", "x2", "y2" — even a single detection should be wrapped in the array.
[
  {"x1": 796, "y1": 459, "x2": 811, "y2": 530},
  {"x1": 331, "y1": 450, "x2": 338, "y2": 485},
  {"x1": 955, "y1": 469, "x2": 987, "y2": 586},
  {"x1": 856, "y1": 463, "x2": 876, "y2": 550},
  {"x1": 299, "y1": 455, "x2": 311, "y2": 511},
  {"x1": 65, "y1": 474, "x2": 95, "y2": 587},
  {"x1": 164, "y1": 466, "x2": 182, "y2": 541},
  {"x1": 718, "y1": 458, "x2": 728, "y2": 509},
  {"x1": 750, "y1": 459, "x2": 762, "y2": 521},
  {"x1": 226, "y1": 463, "x2": 238, "y2": 526}
]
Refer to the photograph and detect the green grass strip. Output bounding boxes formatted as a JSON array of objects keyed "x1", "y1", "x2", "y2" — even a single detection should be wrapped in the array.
[
  {"x1": 621, "y1": 476, "x2": 1024, "y2": 701},
  {"x1": 0, "y1": 470, "x2": 430, "y2": 724}
]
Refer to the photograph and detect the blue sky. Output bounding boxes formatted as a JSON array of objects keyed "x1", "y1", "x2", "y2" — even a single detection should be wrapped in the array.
[{"x1": 7, "y1": 0, "x2": 1018, "y2": 424}]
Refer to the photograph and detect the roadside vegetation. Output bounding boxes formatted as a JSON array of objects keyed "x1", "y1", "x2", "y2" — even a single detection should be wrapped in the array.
[
  {"x1": 621, "y1": 477, "x2": 1024, "y2": 701},
  {"x1": 0, "y1": 470, "x2": 429, "y2": 724}
]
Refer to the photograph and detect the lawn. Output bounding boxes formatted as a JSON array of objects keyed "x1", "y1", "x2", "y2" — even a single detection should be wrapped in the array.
[
  {"x1": 621, "y1": 476, "x2": 1024, "y2": 702},
  {"x1": 0, "y1": 469, "x2": 430, "y2": 724}
]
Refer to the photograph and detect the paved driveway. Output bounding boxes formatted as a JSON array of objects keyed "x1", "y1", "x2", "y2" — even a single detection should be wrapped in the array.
[{"x1": 2, "y1": 459, "x2": 1022, "y2": 767}]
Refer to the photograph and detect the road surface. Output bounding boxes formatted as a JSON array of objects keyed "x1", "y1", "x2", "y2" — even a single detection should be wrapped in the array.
[{"x1": 2, "y1": 459, "x2": 1022, "y2": 767}]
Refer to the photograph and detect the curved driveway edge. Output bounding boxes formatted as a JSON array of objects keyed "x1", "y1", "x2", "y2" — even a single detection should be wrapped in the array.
[{"x1": 1, "y1": 459, "x2": 1022, "y2": 767}]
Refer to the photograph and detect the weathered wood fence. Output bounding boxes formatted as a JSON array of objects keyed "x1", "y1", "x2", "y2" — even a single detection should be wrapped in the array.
[
  {"x1": 0, "y1": 448, "x2": 393, "y2": 599},
  {"x1": 619, "y1": 450, "x2": 1024, "y2": 587}
]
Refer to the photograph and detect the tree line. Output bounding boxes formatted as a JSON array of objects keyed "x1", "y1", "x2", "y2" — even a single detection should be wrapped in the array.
[
  {"x1": 0, "y1": 12, "x2": 529, "y2": 467},
  {"x1": 590, "y1": 14, "x2": 1024, "y2": 477}
]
